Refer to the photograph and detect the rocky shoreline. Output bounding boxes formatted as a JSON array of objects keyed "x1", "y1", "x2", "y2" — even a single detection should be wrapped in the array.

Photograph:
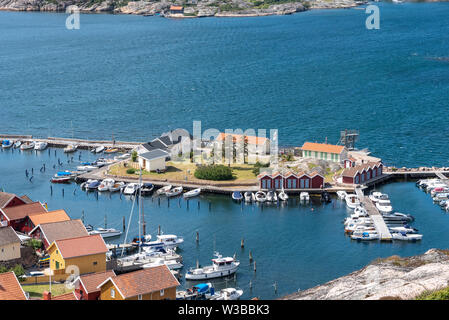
[
  {"x1": 0, "y1": 0, "x2": 366, "y2": 18},
  {"x1": 281, "y1": 249, "x2": 449, "y2": 300}
]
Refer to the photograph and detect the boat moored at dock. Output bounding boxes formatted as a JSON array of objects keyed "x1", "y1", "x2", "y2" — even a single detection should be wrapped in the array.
[{"x1": 185, "y1": 252, "x2": 240, "y2": 280}]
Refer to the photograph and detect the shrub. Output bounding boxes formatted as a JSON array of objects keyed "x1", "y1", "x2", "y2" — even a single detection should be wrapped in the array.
[
  {"x1": 194, "y1": 165, "x2": 233, "y2": 181},
  {"x1": 26, "y1": 239, "x2": 42, "y2": 250},
  {"x1": 131, "y1": 151, "x2": 138, "y2": 162},
  {"x1": 252, "y1": 161, "x2": 270, "y2": 175},
  {"x1": 126, "y1": 168, "x2": 136, "y2": 174}
]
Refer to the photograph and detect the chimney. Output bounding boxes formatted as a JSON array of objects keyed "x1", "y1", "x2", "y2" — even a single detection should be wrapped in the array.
[{"x1": 43, "y1": 291, "x2": 51, "y2": 300}]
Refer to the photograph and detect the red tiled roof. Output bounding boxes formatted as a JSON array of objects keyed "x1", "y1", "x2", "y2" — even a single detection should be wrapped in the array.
[
  {"x1": 19, "y1": 195, "x2": 33, "y2": 204},
  {"x1": 170, "y1": 5, "x2": 183, "y2": 10},
  {"x1": 217, "y1": 133, "x2": 268, "y2": 146},
  {"x1": 301, "y1": 142, "x2": 345, "y2": 154},
  {"x1": 0, "y1": 272, "x2": 27, "y2": 300},
  {"x1": 0, "y1": 202, "x2": 46, "y2": 221},
  {"x1": 77, "y1": 270, "x2": 116, "y2": 294},
  {"x1": 51, "y1": 292, "x2": 77, "y2": 300},
  {"x1": 98, "y1": 266, "x2": 179, "y2": 299},
  {"x1": 0, "y1": 192, "x2": 19, "y2": 208},
  {"x1": 341, "y1": 162, "x2": 382, "y2": 178},
  {"x1": 51, "y1": 234, "x2": 108, "y2": 259},
  {"x1": 32, "y1": 219, "x2": 88, "y2": 245},
  {"x1": 29, "y1": 210, "x2": 70, "y2": 226}
]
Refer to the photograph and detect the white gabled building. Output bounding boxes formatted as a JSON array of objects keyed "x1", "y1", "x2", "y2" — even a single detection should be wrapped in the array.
[{"x1": 138, "y1": 149, "x2": 169, "y2": 172}]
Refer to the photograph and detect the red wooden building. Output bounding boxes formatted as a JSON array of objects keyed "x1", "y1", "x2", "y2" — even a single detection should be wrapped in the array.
[
  {"x1": 0, "y1": 202, "x2": 47, "y2": 233},
  {"x1": 258, "y1": 172, "x2": 324, "y2": 190},
  {"x1": 74, "y1": 270, "x2": 116, "y2": 300},
  {"x1": 341, "y1": 162, "x2": 383, "y2": 185}
]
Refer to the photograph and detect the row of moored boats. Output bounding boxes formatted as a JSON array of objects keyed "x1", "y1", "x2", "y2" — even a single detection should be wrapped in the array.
[
  {"x1": 416, "y1": 178, "x2": 449, "y2": 211},
  {"x1": 338, "y1": 191, "x2": 422, "y2": 241}
]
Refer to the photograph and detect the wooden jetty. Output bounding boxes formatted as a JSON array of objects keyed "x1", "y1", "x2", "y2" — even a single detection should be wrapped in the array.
[{"x1": 355, "y1": 187, "x2": 392, "y2": 241}]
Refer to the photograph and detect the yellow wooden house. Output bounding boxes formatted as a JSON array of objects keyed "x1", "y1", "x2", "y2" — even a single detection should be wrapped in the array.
[
  {"x1": 47, "y1": 234, "x2": 108, "y2": 276},
  {"x1": 97, "y1": 265, "x2": 180, "y2": 300}
]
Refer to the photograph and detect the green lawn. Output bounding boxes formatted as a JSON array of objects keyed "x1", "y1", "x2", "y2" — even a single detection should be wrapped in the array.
[{"x1": 23, "y1": 283, "x2": 73, "y2": 299}]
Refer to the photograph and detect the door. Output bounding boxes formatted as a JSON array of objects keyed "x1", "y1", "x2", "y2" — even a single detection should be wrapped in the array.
[
  {"x1": 305, "y1": 179, "x2": 310, "y2": 188},
  {"x1": 55, "y1": 261, "x2": 59, "y2": 270}
]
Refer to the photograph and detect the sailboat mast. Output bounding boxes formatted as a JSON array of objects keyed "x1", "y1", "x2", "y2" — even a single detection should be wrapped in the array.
[{"x1": 138, "y1": 166, "x2": 142, "y2": 254}]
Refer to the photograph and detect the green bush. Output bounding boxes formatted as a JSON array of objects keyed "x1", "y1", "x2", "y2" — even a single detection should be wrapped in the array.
[
  {"x1": 131, "y1": 151, "x2": 138, "y2": 162},
  {"x1": 126, "y1": 168, "x2": 136, "y2": 174},
  {"x1": 194, "y1": 165, "x2": 233, "y2": 181},
  {"x1": 416, "y1": 287, "x2": 449, "y2": 300},
  {"x1": 26, "y1": 239, "x2": 42, "y2": 250},
  {"x1": 252, "y1": 161, "x2": 270, "y2": 175},
  {"x1": 0, "y1": 264, "x2": 25, "y2": 281}
]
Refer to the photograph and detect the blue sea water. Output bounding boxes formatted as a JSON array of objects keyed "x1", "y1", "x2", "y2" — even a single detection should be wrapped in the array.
[
  {"x1": 1, "y1": 147, "x2": 449, "y2": 299},
  {"x1": 1, "y1": 3, "x2": 449, "y2": 167}
]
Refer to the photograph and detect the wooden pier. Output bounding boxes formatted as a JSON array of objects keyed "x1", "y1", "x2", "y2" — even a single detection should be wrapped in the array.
[{"x1": 355, "y1": 187, "x2": 392, "y2": 241}]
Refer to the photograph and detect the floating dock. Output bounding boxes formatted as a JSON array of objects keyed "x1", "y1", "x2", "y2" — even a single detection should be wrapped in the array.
[{"x1": 355, "y1": 187, "x2": 392, "y2": 241}]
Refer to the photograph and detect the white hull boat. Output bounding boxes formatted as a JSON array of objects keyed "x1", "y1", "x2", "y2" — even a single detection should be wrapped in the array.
[
  {"x1": 210, "y1": 288, "x2": 243, "y2": 300},
  {"x1": 185, "y1": 252, "x2": 240, "y2": 280},
  {"x1": 255, "y1": 191, "x2": 266, "y2": 202},
  {"x1": 34, "y1": 142, "x2": 48, "y2": 150},
  {"x1": 167, "y1": 186, "x2": 183, "y2": 197},
  {"x1": 244, "y1": 192, "x2": 253, "y2": 202},
  {"x1": 64, "y1": 144, "x2": 78, "y2": 153},
  {"x1": 392, "y1": 232, "x2": 422, "y2": 241},
  {"x1": 184, "y1": 188, "x2": 201, "y2": 199},
  {"x1": 142, "y1": 258, "x2": 184, "y2": 270},
  {"x1": 89, "y1": 227, "x2": 122, "y2": 238},
  {"x1": 345, "y1": 194, "x2": 360, "y2": 209},
  {"x1": 13, "y1": 141, "x2": 21, "y2": 148},
  {"x1": 376, "y1": 200, "x2": 393, "y2": 214},
  {"x1": 369, "y1": 192, "x2": 389, "y2": 203},
  {"x1": 278, "y1": 190, "x2": 288, "y2": 201},
  {"x1": 109, "y1": 181, "x2": 125, "y2": 192},
  {"x1": 123, "y1": 183, "x2": 140, "y2": 195},
  {"x1": 336, "y1": 191, "x2": 347, "y2": 200},
  {"x1": 95, "y1": 146, "x2": 105, "y2": 153},
  {"x1": 300, "y1": 192, "x2": 310, "y2": 202},
  {"x1": 98, "y1": 179, "x2": 115, "y2": 192},
  {"x1": 157, "y1": 185, "x2": 172, "y2": 195},
  {"x1": 20, "y1": 142, "x2": 35, "y2": 150},
  {"x1": 351, "y1": 231, "x2": 379, "y2": 241}
]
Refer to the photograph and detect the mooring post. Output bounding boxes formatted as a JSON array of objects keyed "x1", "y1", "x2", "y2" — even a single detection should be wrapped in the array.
[
  {"x1": 122, "y1": 216, "x2": 126, "y2": 232},
  {"x1": 50, "y1": 185, "x2": 53, "y2": 196},
  {"x1": 196, "y1": 231, "x2": 199, "y2": 243},
  {"x1": 241, "y1": 238, "x2": 244, "y2": 248},
  {"x1": 249, "y1": 250, "x2": 253, "y2": 262},
  {"x1": 209, "y1": 201, "x2": 211, "y2": 212},
  {"x1": 158, "y1": 225, "x2": 161, "y2": 236},
  {"x1": 197, "y1": 201, "x2": 200, "y2": 210},
  {"x1": 62, "y1": 188, "x2": 64, "y2": 197},
  {"x1": 254, "y1": 261, "x2": 256, "y2": 272}
]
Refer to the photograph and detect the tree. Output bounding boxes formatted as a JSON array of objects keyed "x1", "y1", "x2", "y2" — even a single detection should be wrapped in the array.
[{"x1": 131, "y1": 150, "x2": 138, "y2": 162}]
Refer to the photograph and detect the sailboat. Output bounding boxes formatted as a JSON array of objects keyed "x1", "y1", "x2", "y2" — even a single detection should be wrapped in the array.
[{"x1": 278, "y1": 176, "x2": 288, "y2": 201}]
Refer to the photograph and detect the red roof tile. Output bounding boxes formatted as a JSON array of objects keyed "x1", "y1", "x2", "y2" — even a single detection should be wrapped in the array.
[
  {"x1": 51, "y1": 292, "x2": 77, "y2": 300},
  {"x1": 77, "y1": 270, "x2": 116, "y2": 294},
  {"x1": 301, "y1": 142, "x2": 345, "y2": 154},
  {"x1": 51, "y1": 234, "x2": 108, "y2": 259},
  {"x1": 0, "y1": 202, "x2": 46, "y2": 221},
  {"x1": 0, "y1": 272, "x2": 27, "y2": 300}
]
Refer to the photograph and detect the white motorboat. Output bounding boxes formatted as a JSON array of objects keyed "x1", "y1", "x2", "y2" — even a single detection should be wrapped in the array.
[
  {"x1": 344, "y1": 217, "x2": 373, "y2": 226},
  {"x1": 232, "y1": 192, "x2": 243, "y2": 202},
  {"x1": 64, "y1": 144, "x2": 78, "y2": 153},
  {"x1": 98, "y1": 178, "x2": 115, "y2": 192},
  {"x1": 266, "y1": 191, "x2": 277, "y2": 202},
  {"x1": 109, "y1": 181, "x2": 125, "y2": 192},
  {"x1": 210, "y1": 288, "x2": 244, "y2": 300},
  {"x1": 140, "y1": 234, "x2": 184, "y2": 250},
  {"x1": 376, "y1": 199, "x2": 393, "y2": 214},
  {"x1": 185, "y1": 252, "x2": 240, "y2": 280},
  {"x1": 95, "y1": 145, "x2": 105, "y2": 153},
  {"x1": 20, "y1": 141, "x2": 35, "y2": 150},
  {"x1": 157, "y1": 185, "x2": 172, "y2": 195},
  {"x1": 431, "y1": 187, "x2": 449, "y2": 197},
  {"x1": 278, "y1": 190, "x2": 288, "y2": 201},
  {"x1": 141, "y1": 183, "x2": 155, "y2": 196},
  {"x1": 345, "y1": 194, "x2": 360, "y2": 209},
  {"x1": 13, "y1": 141, "x2": 21, "y2": 148},
  {"x1": 389, "y1": 226, "x2": 418, "y2": 234},
  {"x1": 89, "y1": 227, "x2": 122, "y2": 238},
  {"x1": 300, "y1": 192, "x2": 310, "y2": 202},
  {"x1": 336, "y1": 191, "x2": 347, "y2": 200},
  {"x1": 167, "y1": 186, "x2": 183, "y2": 197},
  {"x1": 34, "y1": 141, "x2": 48, "y2": 150},
  {"x1": 244, "y1": 192, "x2": 253, "y2": 202},
  {"x1": 353, "y1": 206, "x2": 368, "y2": 217},
  {"x1": 176, "y1": 283, "x2": 215, "y2": 300},
  {"x1": 123, "y1": 183, "x2": 140, "y2": 195},
  {"x1": 184, "y1": 188, "x2": 201, "y2": 199},
  {"x1": 369, "y1": 192, "x2": 389, "y2": 203},
  {"x1": 76, "y1": 165, "x2": 98, "y2": 172},
  {"x1": 346, "y1": 224, "x2": 376, "y2": 234},
  {"x1": 351, "y1": 231, "x2": 379, "y2": 241},
  {"x1": 116, "y1": 153, "x2": 131, "y2": 160},
  {"x1": 142, "y1": 258, "x2": 184, "y2": 270},
  {"x1": 80, "y1": 179, "x2": 95, "y2": 190},
  {"x1": 255, "y1": 191, "x2": 266, "y2": 202},
  {"x1": 392, "y1": 232, "x2": 422, "y2": 241},
  {"x1": 383, "y1": 212, "x2": 414, "y2": 222},
  {"x1": 433, "y1": 193, "x2": 449, "y2": 201}
]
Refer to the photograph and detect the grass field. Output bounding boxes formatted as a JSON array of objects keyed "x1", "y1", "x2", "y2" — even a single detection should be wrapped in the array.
[
  {"x1": 23, "y1": 283, "x2": 73, "y2": 299},
  {"x1": 108, "y1": 160, "x2": 258, "y2": 184}
]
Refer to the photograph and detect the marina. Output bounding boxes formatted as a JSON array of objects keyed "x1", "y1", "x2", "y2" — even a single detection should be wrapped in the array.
[{"x1": 1, "y1": 145, "x2": 448, "y2": 299}]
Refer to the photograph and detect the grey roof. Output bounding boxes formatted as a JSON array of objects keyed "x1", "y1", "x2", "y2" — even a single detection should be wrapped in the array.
[
  {"x1": 0, "y1": 227, "x2": 21, "y2": 246},
  {"x1": 139, "y1": 149, "x2": 169, "y2": 161},
  {"x1": 35, "y1": 219, "x2": 88, "y2": 245},
  {"x1": 158, "y1": 136, "x2": 173, "y2": 147},
  {"x1": 0, "y1": 192, "x2": 17, "y2": 209},
  {"x1": 162, "y1": 129, "x2": 193, "y2": 144}
]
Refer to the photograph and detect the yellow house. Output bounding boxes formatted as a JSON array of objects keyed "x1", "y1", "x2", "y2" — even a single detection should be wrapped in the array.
[
  {"x1": 97, "y1": 265, "x2": 180, "y2": 300},
  {"x1": 47, "y1": 234, "x2": 108, "y2": 276},
  {"x1": 0, "y1": 227, "x2": 21, "y2": 262}
]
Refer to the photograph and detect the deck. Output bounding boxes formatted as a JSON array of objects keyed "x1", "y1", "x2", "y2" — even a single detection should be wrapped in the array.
[{"x1": 355, "y1": 187, "x2": 392, "y2": 241}]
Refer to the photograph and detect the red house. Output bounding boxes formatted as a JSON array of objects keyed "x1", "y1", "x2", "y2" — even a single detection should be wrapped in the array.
[
  {"x1": 341, "y1": 162, "x2": 383, "y2": 185},
  {"x1": 0, "y1": 202, "x2": 47, "y2": 232},
  {"x1": 258, "y1": 173, "x2": 273, "y2": 190},
  {"x1": 74, "y1": 270, "x2": 116, "y2": 300},
  {"x1": 271, "y1": 172, "x2": 284, "y2": 190},
  {"x1": 310, "y1": 172, "x2": 325, "y2": 189},
  {"x1": 258, "y1": 172, "x2": 324, "y2": 190},
  {"x1": 284, "y1": 172, "x2": 298, "y2": 189}
]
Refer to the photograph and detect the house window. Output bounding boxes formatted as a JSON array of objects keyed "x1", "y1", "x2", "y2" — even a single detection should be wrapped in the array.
[
  {"x1": 56, "y1": 250, "x2": 59, "y2": 255},
  {"x1": 93, "y1": 261, "x2": 97, "y2": 266},
  {"x1": 160, "y1": 289, "x2": 165, "y2": 296},
  {"x1": 138, "y1": 294, "x2": 142, "y2": 300},
  {"x1": 111, "y1": 288, "x2": 115, "y2": 298}
]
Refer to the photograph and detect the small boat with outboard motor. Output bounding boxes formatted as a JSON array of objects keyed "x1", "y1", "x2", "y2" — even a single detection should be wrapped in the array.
[{"x1": 185, "y1": 252, "x2": 240, "y2": 280}]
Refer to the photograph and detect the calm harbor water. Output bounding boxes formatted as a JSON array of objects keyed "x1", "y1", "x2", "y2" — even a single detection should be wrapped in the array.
[
  {"x1": 1, "y1": 147, "x2": 449, "y2": 299},
  {"x1": 1, "y1": 3, "x2": 449, "y2": 167}
]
